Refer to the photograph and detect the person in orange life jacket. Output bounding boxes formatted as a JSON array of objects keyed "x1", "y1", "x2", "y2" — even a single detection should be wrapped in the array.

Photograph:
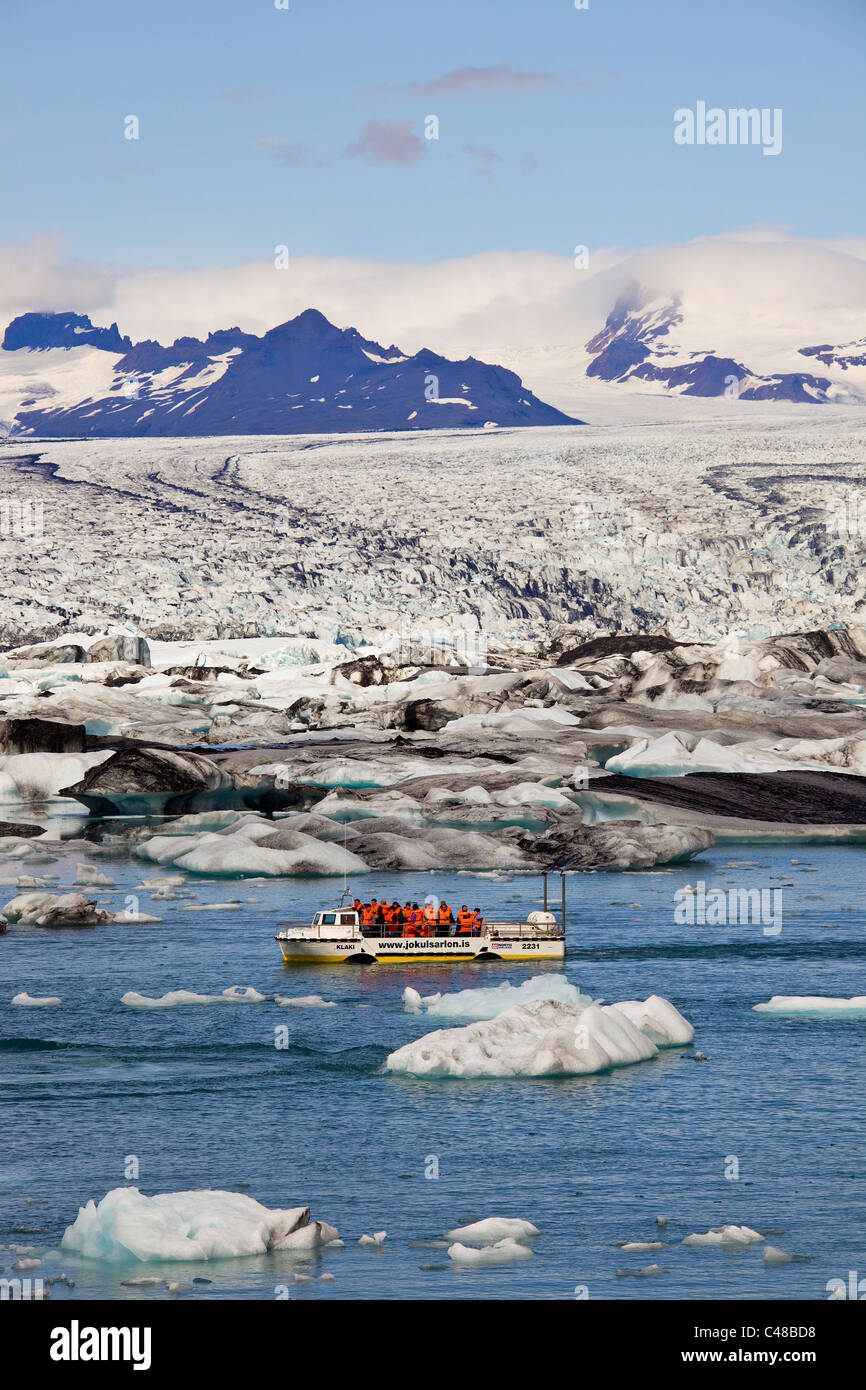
[
  {"x1": 437, "y1": 901, "x2": 454, "y2": 937},
  {"x1": 422, "y1": 901, "x2": 437, "y2": 937},
  {"x1": 402, "y1": 902, "x2": 415, "y2": 936},
  {"x1": 457, "y1": 906, "x2": 474, "y2": 934},
  {"x1": 472, "y1": 907, "x2": 485, "y2": 935}
]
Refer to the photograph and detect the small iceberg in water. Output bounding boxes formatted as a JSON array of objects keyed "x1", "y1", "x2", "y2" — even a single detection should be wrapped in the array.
[
  {"x1": 753, "y1": 995, "x2": 866, "y2": 1018},
  {"x1": 61, "y1": 1186, "x2": 340, "y2": 1262}
]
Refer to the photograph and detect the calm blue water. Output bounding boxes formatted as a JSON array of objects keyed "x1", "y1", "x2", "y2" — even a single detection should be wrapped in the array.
[{"x1": 2, "y1": 845, "x2": 865, "y2": 1301}]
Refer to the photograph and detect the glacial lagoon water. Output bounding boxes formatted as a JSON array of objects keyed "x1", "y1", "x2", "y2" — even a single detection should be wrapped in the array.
[{"x1": 2, "y1": 845, "x2": 865, "y2": 1301}]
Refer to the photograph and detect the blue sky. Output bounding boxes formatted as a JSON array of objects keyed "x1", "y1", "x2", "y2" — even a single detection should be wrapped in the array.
[{"x1": 0, "y1": 0, "x2": 863, "y2": 271}]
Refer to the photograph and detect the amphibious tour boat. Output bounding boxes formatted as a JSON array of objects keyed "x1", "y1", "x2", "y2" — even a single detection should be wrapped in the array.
[{"x1": 275, "y1": 874, "x2": 568, "y2": 964}]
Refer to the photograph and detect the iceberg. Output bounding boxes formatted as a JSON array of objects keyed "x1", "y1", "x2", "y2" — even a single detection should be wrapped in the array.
[
  {"x1": 682, "y1": 1225, "x2": 764, "y2": 1248},
  {"x1": 443, "y1": 1217, "x2": 538, "y2": 1246},
  {"x1": 2, "y1": 891, "x2": 111, "y2": 928},
  {"x1": 11, "y1": 991, "x2": 62, "y2": 1006},
  {"x1": 275, "y1": 994, "x2": 337, "y2": 1009},
  {"x1": 763, "y1": 1245, "x2": 808, "y2": 1265},
  {"x1": 386, "y1": 992, "x2": 693, "y2": 1079},
  {"x1": 358, "y1": 1230, "x2": 387, "y2": 1247},
  {"x1": 402, "y1": 975, "x2": 591, "y2": 1021},
  {"x1": 753, "y1": 995, "x2": 866, "y2": 1017},
  {"x1": 448, "y1": 1237, "x2": 534, "y2": 1266},
  {"x1": 121, "y1": 986, "x2": 267, "y2": 1008},
  {"x1": 61, "y1": 1186, "x2": 339, "y2": 1262},
  {"x1": 136, "y1": 820, "x2": 369, "y2": 878},
  {"x1": 0, "y1": 750, "x2": 111, "y2": 806}
]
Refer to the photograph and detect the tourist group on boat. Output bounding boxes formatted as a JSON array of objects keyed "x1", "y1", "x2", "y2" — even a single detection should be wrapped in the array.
[{"x1": 352, "y1": 897, "x2": 486, "y2": 937}]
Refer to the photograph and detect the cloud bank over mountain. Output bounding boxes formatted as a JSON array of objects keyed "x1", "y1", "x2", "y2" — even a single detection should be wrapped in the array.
[{"x1": 2, "y1": 231, "x2": 865, "y2": 417}]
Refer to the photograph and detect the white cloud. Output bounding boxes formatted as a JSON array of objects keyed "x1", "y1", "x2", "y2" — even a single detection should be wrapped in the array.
[{"x1": 2, "y1": 230, "x2": 865, "y2": 395}]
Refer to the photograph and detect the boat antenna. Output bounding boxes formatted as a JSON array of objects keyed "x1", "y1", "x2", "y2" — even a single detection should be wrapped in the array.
[{"x1": 340, "y1": 814, "x2": 349, "y2": 905}]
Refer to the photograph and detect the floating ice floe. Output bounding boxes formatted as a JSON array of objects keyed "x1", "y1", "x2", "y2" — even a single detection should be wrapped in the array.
[
  {"x1": 11, "y1": 992, "x2": 62, "y2": 1006},
  {"x1": 617, "y1": 1263, "x2": 668, "y2": 1277},
  {"x1": 114, "y1": 909, "x2": 163, "y2": 925},
  {"x1": 763, "y1": 1245, "x2": 808, "y2": 1265},
  {"x1": 682, "y1": 1225, "x2": 764, "y2": 1248},
  {"x1": 181, "y1": 901, "x2": 242, "y2": 912},
  {"x1": 753, "y1": 995, "x2": 866, "y2": 1017},
  {"x1": 358, "y1": 1231, "x2": 387, "y2": 1247},
  {"x1": 136, "y1": 819, "x2": 369, "y2": 879},
  {"x1": 448, "y1": 1237, "x2": 534, "y2": 1266},
  {"x1": 443, "y1": 1217, "x2": 539, "y2": 1246},
  {"x1": 386, "y1": 985, "x2": 693, "y2": 1079},
  {"x1": 74, "y1": 864, "x2": 115, "y2": 887},
  {"x1": 2, "y1": 891, "x2": 112, "y2": 928},
  {"x1": 61, "y1": 1186, "x2": 340, "y2": 1262},
  {"x1": 402, "y1": 976, "x2": 591, "y2": 1022},
  {"x1": 275, "y1": 995, "x2": 337, "y2": 1009},
  {"x1": 122, "y1": 986, "x2": 267, "y2": 1008}
]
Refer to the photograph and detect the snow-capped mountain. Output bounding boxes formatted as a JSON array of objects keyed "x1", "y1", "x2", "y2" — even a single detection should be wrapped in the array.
[
  {"x1": 0, "y1": 308, "x2": 581, "y2": 437},
  {"x1": 584, "y1": 283, "x2": 836, "y2": 403},
  {"x1": 467, "y1": 238, "x2": 866, "y2": 417}
]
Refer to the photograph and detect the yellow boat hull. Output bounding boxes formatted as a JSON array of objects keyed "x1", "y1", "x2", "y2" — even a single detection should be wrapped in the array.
[{"x1": 277, "y1": 934, "x2": 565, "y2": 964}]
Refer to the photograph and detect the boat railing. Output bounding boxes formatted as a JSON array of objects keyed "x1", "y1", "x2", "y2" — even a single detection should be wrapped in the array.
[
  {"x1": 487, "y1": 920, "x2": 566, "y2": 939},
  {"x1": 275, "y1": 918, "x2": 566, "y2": 940}
]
